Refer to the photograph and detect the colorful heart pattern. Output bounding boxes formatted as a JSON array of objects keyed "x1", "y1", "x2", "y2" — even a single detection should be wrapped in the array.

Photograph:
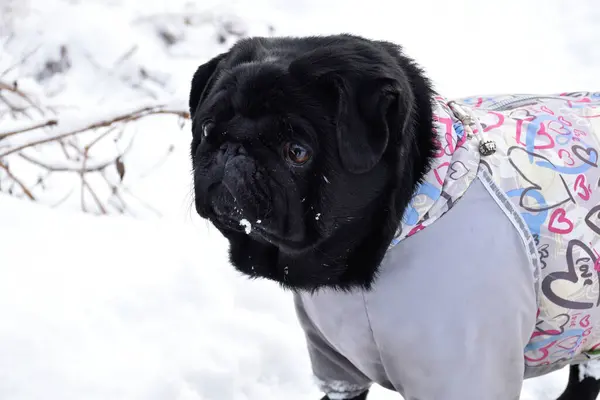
[
  {"x1": 457, "y1": 92, "x2": 600, "y2": 367},
  {"x1": 395, "y1": 92, "x2": 600, "y2": 366},
  {"x1": 400, "y1": 92, "x2": 600, "y2": 367}
]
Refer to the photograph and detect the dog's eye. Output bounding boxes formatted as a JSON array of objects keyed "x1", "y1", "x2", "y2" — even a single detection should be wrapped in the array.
[
  {"x1": 283, "y1": 142, "x2": 311, "y2": 165},
  {"x1": 202, "y1": 120, "x2": 215, "y2": 138}
]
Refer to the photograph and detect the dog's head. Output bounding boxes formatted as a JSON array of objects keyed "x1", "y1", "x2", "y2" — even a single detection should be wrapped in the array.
[{"x1": 189, "y1": 35, "x2": 434, "y2": 291}]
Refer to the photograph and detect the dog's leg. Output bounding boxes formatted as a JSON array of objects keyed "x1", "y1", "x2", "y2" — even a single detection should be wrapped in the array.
[
  {"x1": 320, "y1": 390, "x2": 368, "y2": 400},
  {"x1": 557, "y1": 362, "x2": 600, "y2": 400}
]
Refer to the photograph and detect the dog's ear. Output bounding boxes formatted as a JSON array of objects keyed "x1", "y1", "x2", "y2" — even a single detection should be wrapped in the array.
[
  {"x1": 189, "y1": 52, "x2": 228, "y2": 118},
  {"x1": 334, "y1": 77, "x2": 413, "y2": 174}
]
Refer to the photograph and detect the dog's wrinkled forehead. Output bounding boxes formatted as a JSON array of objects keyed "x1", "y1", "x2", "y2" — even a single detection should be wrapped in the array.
[
  {"x1": 192, "y1": 38, "x2": 341, "y2": 123},
  {"x1": 211, "y1": 62, "x2": 299, "y2": 119}
]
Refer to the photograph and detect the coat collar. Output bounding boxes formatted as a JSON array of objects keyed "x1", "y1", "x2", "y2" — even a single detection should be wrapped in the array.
[{"x1": 389, "y1": 97, "x2": 482, "y2": 247}]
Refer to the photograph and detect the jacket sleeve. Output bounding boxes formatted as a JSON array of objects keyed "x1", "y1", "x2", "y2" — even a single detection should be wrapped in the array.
[{"x1": 294, "y1": 293, "x2": 372, "y2": 400}]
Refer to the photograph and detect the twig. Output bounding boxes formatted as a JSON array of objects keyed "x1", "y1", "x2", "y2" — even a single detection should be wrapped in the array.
[
  {"x1": 58, "y1": 140, "x2": 77, "y2": 161},
  {"x1": 1, "y1": 88, "x2": 189, "y2": 215},
  {"x1": 100, "y1": 170, "x2": 162, "y2": 217},
  {"x1": 99, "y1": 171, "x2": 129, "y2": 214},
  {"x1": 121, "y1": 186, "x2": 163, "y2": 217},
  {"x1": 0, "y1": 92, "x2": 33, "y2": 119},
  {"x1": 0, "y1": 45, "x2": 42, "y2": 79},
  {"x1": 81, "y1": 178, "x2": 107, "y2": 214},
  {"x1": 0, "y1": 106, "x2": 189, "y2": 159},
  {"x1": 17, "y1": 152, "x2": 116, "y2": 173},
  {"x1": 0, "y1": 119, "x2": 58, "y2": 141},
  {"x1": 135, "y1": 144, "x2": 175, "y2": 181},
  {"x1": 0, "y1": 81, "x2": 17, "y2": 91},
  {"x1": 30, "y1": 171, "x2": 52, "y2": 190},
  {"x1": 113, "y1": 45, "x2": 139, "y2": 67},
  {"x1": 80, "y1": 169, "x2": 86, "y2": 212},
  {"x1": 86, "y1": 126, "x2": 118, "y2": 151},
  {"x1": 0, "y1": 34, "x2": 14, "y2": 49},
  {"x1": 50, "y1": 186, "x2": 75, "y2": 208},
  {"x1": 0, "y1": 160, "x2": 35, "y2": 200},
  {"x1": 80, "y1": 131, "x2": 91, "y2": 212},
  {"x1": 0, "y1": 80, "x2": 45, "y2": 115},
  {"x1": 64, "y1": 141, "x2": 85, "y2": 158}
]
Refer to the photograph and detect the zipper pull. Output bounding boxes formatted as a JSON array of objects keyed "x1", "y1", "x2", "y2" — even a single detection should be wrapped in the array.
[{"x1": 447, "y1": 101, "x2": 473, "y2": 125}]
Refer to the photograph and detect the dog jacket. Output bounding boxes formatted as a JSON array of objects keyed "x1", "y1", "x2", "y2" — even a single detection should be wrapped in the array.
[
  {"x1": 401, "y1": 92, "x2": 600, "y2": 367},
  {"x1": 295, "y1": 92, "x2": 600, "y2": 399}
]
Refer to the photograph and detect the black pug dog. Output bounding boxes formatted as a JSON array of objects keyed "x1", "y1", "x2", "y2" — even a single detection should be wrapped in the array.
[{"x1": 189, "y1": 34, "x2": 600, "y2": 400}]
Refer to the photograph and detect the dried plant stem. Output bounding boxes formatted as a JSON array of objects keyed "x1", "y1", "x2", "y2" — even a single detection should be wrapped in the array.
[
  {"x1": 1, "y1": 76, "x2": 190, "y2": 215},
  {"x1": 0, "y1": 119, "x2": 57, "y2": 141},
  {"x1": 81, "y1": 178, "x2": 107, "y2": 214},
  {"x1": 0, "y1": 106, "x2": 188, "y2": 159},
  {"x1": 17, "y1": 152, "x2": 115, "y2": 173},
  {"x1": 0, "y1": 160, "x2": 35, "y2": 200}
]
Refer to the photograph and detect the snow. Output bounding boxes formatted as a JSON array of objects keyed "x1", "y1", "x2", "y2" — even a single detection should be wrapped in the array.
[
  {"x1": 239, "y1": 218, "x2": 252, "y2": 234},
  {"x1": 0, "y1": 193, "x2": 316, "y2": 400},
  {"x1": 1, "y1": 0, "x2": 600, "y2": 399},
  {"x1": 580, "y1": 359, "x2": 600, "y2": 382}
]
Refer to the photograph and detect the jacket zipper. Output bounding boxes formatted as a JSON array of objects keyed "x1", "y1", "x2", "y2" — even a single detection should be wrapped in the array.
[{"x1": 487, "y1": 95, "x2": 569, "y2": 111}]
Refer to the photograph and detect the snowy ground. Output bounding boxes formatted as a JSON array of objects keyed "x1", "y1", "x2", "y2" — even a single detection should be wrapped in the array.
[{"x1": 2, "y1": 0, "x2": 600, "y2": 399}]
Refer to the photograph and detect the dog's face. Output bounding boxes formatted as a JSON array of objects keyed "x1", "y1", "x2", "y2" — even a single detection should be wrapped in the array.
[{"x1": 189, "y1": 35, "x2": 434, "y2": 291}]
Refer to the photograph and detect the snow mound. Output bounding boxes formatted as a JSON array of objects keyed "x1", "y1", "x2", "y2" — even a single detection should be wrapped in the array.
[{"x1": 0, "y1": 193, "x2": 317, "y2": 400}]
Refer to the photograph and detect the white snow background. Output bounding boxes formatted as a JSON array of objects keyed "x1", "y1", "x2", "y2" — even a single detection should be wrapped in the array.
[{"x1": 1, "y1": 0, "x2": 600, "y2": 399}]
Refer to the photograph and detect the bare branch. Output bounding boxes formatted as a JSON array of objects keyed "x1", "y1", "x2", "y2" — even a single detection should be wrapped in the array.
[
  {"x1": 113, "y1": 45, "x2": 139, "y2": 67},
  {"x1": 0, "y1": 80, "x2": 45, "y2": 115},
  {"x1": 0, "y1": 119, "x2": 58, "y2": 141},
  {"x1": 0, "y1": 92, "x2": 33, "y2": 119},
  {"x1": 1, "y1": 71, "x2": 189, "y2": 215},
  {"x1": 58, "y1": 140, "x2": 77, "y2": 161},
  {"x1": 121, "y1": 186, "x2": 163, "y2": 217},
  {"x1": 0, "y1": 45, "x2": 42, "y2": 79},
  {"x1": 135, "y1": 144, "x2": 175, "y2": 181},
  {"x1": 0, "y1": 106, "x2": 189, "y2": 159},
  {"x1": 50, "y1": 186, "x2": 75, "y2": 208},
  {"x1": 82, "y1": 178, "x2": 107, "y2": 214},
  {"x1": 17, "y1": 152, "x2": 116, "y2": 173},
  {"x1": 0, "y1": 160, "x2": 35, "y2": 200},
  {"x1": 85, "y1": 126, "x2": 118, "y2": 151}
]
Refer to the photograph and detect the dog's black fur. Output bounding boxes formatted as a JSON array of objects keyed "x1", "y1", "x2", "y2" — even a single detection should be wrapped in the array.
[
  {"x1": 189, "y1": 34, "x2": 600, "y2": 400},
  {"x1": 190, "y1": 34, "x2": 435, "y2": 292}
]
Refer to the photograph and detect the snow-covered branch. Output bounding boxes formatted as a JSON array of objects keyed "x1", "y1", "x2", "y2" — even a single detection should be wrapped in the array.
[
  {"x1": 0, "y1": 80, "x2": 189, "y2": 215},
  {"x1": 0, "y1": 104, "x2": 188, "y2": 159}
]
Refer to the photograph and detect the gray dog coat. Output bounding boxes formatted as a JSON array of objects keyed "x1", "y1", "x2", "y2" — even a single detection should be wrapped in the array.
[{"x1": 295, "y1": 92, "x2": 600, "y2": 399}]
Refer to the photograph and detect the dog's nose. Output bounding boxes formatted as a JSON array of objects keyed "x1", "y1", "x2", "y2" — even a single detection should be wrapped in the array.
[{"x1": 217, "y1": 143, "x2": 248, "y2": 165}]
